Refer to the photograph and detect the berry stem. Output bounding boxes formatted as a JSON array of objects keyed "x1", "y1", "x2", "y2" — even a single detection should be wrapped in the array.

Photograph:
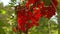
[
  {"x1": 48, "y1": 20, "x2": 51, "y2": 34},
  {"x1": 19, "y1": 30, "x2": 22, "y2": 34},
  {"x1": 25, "y1": 28, "x2": 28, "y2": 34}
]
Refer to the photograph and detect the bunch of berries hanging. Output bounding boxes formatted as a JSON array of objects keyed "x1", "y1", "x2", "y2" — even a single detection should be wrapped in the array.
[{"x1": 15, "y1": 0, "x2": 58, "y2": 33}]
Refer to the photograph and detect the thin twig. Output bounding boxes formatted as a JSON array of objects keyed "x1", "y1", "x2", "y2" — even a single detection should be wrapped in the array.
[{"x1": 50, "y1": 0, "x2": 57, "y2": 12}]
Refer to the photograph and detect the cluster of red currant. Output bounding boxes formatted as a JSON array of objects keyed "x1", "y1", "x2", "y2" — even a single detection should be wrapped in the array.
[{"x1": 14, "y1": 0, "x2": 58, "y2": 33}]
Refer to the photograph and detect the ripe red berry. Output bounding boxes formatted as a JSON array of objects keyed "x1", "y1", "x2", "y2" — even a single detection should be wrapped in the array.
[{"x1": 15, "y1": 0, "x2": 58, "y2": 33}]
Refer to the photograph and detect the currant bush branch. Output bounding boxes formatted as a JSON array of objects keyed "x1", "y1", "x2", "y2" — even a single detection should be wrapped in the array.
[{"x1": 50, "y1": 0, "x2": 57, "y2": 12}]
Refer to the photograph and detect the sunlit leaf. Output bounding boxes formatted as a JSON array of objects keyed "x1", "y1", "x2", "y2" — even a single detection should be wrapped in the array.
[{"x1": 0, "y1": 9, "x2": 6, "y2": 14}]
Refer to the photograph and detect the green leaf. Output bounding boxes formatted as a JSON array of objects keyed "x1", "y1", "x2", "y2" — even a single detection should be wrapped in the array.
[
  {"x1": 0, "y1": 27, "x2": 5, "y2": 34},
  {"x1": 0, "y1": 21, "x2": 5, "y2": 27},
  {"x1": 0, "y1": 9, "x2": 6, "y2": 14},
  {"x1": 58, "y1": 0, "x2": 60, "y2": 2},
  {"x1": 11, "y1": 0, "x2": 16, "y2": 2},
  {"x1": 42, "y1": 0, "x2": 50, "y2": 6}
]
